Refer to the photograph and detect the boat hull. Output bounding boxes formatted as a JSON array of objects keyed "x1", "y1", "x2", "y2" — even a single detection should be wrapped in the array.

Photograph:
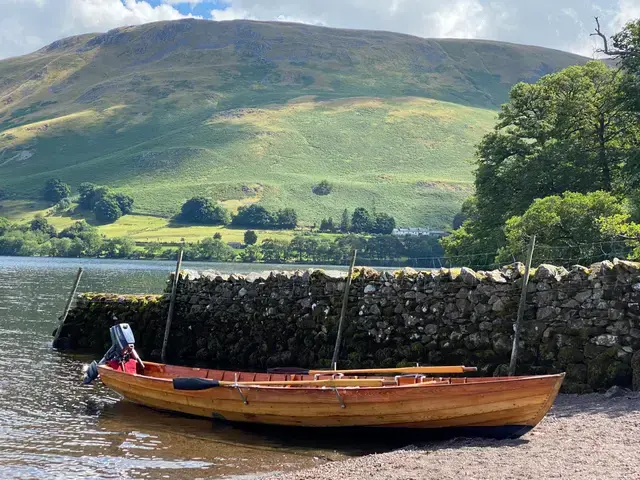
[{"x1": 97, "y1": 363, "x2": 563, "y2": 438}]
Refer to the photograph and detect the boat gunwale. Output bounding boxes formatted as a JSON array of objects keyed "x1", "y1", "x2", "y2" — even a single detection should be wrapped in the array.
[{"x1": 97, "y1": 363, "x2": 566, "y2": 391}]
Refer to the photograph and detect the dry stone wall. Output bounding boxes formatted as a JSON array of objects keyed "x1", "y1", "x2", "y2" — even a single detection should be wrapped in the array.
[{"x1": 55, "y1": 259, "x2": 640, "y2": 393}]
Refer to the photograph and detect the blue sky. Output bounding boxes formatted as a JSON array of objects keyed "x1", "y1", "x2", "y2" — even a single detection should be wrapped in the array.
[{"x1": 0, "y1": 0, "x2": 638, "y2": 60}]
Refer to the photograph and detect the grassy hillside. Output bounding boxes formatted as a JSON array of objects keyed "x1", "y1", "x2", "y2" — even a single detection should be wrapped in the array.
[{"x1": 0, "y1": 19, "x2": 589, "y2": 228}]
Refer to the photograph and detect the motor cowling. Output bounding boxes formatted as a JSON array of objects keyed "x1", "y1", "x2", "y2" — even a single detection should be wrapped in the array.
[{"x1": 83, "y1": 323, "x2": 144, "y2": 384}]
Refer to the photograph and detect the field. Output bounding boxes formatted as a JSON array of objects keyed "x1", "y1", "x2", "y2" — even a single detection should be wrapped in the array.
[
  {"x1": 0, "y1": 19, "x2": 589, "y2": 230},
  {"x1": 0, "y1": 199, "x2": 325, "y2": 244}
]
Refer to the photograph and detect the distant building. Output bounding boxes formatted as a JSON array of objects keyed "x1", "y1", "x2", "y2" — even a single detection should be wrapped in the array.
[{"x1": 392, "y1": 227, "x2": 449, "y2": 238}]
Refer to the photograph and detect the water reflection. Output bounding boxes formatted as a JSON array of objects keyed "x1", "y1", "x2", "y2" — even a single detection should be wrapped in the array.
[{"x1": 0, "y1": 257, "x2": 401, "y2": 480}]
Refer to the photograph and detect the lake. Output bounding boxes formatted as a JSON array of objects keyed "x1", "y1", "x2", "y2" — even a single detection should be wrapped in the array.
[{"x1": 0, "y1": 257, "x2": 403, "y2": 479}]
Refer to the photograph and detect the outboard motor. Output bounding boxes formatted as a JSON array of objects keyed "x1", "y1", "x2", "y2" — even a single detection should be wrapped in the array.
[{"x1": 83, "y1": 323, "x2": 144, "y2": 384}]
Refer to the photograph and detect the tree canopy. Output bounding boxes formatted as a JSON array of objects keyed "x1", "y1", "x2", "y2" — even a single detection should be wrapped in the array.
[
  {"x1": 180, "y1": 197, "x2": 230, "y2": 225},
  {"x1": 42, "y1": 179, "x2": 71, "y2": 204}
]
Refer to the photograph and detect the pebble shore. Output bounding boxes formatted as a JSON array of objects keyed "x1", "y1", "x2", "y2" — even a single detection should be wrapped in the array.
[{"x1": 262, "y1": 391, "x2": 640, "y2": 480}]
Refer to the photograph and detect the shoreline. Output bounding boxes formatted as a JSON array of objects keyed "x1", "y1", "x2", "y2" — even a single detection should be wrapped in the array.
[{"x1": 260, "y1": 391, "x2": 640, "y2": 480}]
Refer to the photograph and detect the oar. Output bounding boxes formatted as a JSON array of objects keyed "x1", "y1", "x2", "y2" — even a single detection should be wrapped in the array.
[
  {"x1": 172, "y1": 377, "x2": 387, "y2": 391},
  {"x1": 266, "y1": 366, "x2": 477, "y2": 376}
]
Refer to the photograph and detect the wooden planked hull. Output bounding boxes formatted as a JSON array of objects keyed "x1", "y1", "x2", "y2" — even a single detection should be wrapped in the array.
[{"x1": 97, "y1": 362, "x2": 564, "y2": 438}]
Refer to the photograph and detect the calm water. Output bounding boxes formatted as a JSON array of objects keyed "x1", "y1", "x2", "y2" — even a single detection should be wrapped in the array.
[{"x1": 0, "y1": 257, "x2": 399, "y2": 480}]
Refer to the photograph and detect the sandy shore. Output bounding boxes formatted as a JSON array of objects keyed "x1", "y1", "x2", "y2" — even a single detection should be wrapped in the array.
[{"x1": 262, "y1": 391, "x2": 640, "y2": 480}]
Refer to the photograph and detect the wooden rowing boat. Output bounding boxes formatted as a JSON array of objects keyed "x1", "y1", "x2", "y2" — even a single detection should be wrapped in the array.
[{"x1": 97, "y1": 361, "x2": 564, "y2": 439}]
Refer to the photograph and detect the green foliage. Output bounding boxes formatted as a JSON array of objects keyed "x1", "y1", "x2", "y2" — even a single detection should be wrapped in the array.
[
  {"x1": 0, "y1": 217, "x2": 10, "y2": 235},
  {"x1": 498, "y1": 191, "x2": 627, "y2": 264},
  {"x1": 260, "y1": 238, "x2": 291, "y2": 263},
  {"x1": 213, "y1": 232, "x2": 222, "y2": 240},
  {"x1": 54, "y1": 198, "x2": 72, "y2": 213},
  {"x1": 444, "y1": 59, "x2": 640, "y2": 262},
  {"x1": 319, "y1": 217, "x2": 335, "y2": 232},
  {"x1": 78, "y1": 183, "x2": 98, "y2": 210},
  {"x1": 613, "y1": 19, "x2": 640, "y2": 111},
  {"x1": 240, "y1": 244, "x2": 263, "y2": 262},
  {"x1": 94, "y1": 197, "x2": 123, "y2": 224},
  {"x1": 232, "y1": 205, "x2": 275, "y2": 228},
  {"x1": 340, "y1": 209, "x2": 351, "y2": 233},
  {"x1": 179, "y1": 197, "x2": 230, "y2": 225},
  {"x1": 312, "y1": 180, "x2": 333, "y2": 196},
  {"x1": 114, "y1": 193, "x2": 134, "y2": 215},
  {"x1": 183, "y1": 238, "x2": 236, "y2": 262},
  {"x1": 102, "y1": 237, "x2": 136, "y2": 258},
  {"x1": 244, "y1": 230, "x2": 258, "y2": 245},
  {"x1": 351, "y1": 207, "x2": 372, "y2": 233},
  {"x1": 42, "y1": 179, "x2": 71, "y2": 204},
  {"x1": 372, "y1": 213, "x2": 396, "y2": 234},
  {"x1": 276, "y1": 208, "x2": 298, "y2": 229},
  {"x1": 29, "y1": 214, "x2": 56, "y2": 236}
]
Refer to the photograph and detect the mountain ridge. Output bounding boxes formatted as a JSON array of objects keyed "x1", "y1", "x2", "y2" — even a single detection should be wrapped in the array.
[{"x1": 0, "y1": 19, "x2": 592, "y2": 228}]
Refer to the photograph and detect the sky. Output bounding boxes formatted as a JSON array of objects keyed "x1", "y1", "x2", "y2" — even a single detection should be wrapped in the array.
[{"x1": 0, "y1": 0, "x2": 639, "y2": 60}]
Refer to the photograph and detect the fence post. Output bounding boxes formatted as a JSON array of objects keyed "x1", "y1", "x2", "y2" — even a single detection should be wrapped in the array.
[
  {"x1": 332, "y1": 249, "x2": 357, "y2": 370},
  {"x1": 509, "y1": 235, "x2": 536, "y2": 376},
  {"x1": 53, "y1": 267, "x2": 84, "y2": 346},
  {"x1": 161, "y1": 245, "x2": 184, "y2": 363}
]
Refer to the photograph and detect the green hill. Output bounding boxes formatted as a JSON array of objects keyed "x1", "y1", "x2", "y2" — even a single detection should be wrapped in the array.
[{"x1": 0, "y1": 19, "x2": 589, "y2": 228}]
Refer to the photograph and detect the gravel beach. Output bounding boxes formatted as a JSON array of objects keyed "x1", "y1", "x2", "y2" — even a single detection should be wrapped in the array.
[{"x1": 262, "y1": 391, "x2": 640, "y2": 480}]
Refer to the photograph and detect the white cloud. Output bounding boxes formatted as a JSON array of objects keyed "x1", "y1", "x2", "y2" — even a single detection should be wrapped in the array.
[
  {"x1": 0, "y1": 0, "x2": 638, "y2": 60},
  {"x1": 0, "y1": 0, "x2": 193, "y2": 59},
  {"x1": 204, "y1": 0, "x2": 639, "y2": 57}
]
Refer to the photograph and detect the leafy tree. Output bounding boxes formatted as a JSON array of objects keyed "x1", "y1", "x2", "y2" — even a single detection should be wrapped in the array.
[
  {"x1": 231, "y1": 204, "x2": 275, "y2": 228},
  {"x1": 351, "y1": 207, "x2": 372, "y2": 233},
  {"x1": 261, "y1": 238, "x2": 290, "y2": 263},
  {"x1": 365, "y1": 235, "x2": 404, "y2": 261},
  {"x1": 497, "y1": 191, "x2": 626, "y2": 265},
  {"x1": 54, "y1": 198, "x2": 72, "y2": 213},
  {"x1": 180, "y1": 197, "x2": 230, "y2": 225},
  {"x1": 29, "y1": 215, "x2": 56, "y2": 236},
  {"x1": 0, "y1": 217, "x2": 10, "y2": 235},
  {"x1": 213, "y1": 232, "x2": 222, "y2": 240},
  {"x1": 59, "y1": 221, "x2": 104, "y2": 256},
  {"x1": 312, "y1": 179, "x2": 333, "y2": 195},
  {"x1": 143, "y1": 243, "x2": 163, "y2": 258},
  {"x1": 244, "y1": 230, "x2": 258, "y2": 245},
  {"x1": 444, "y1": 61, "x2": 640, "y2": 259},
  {"x1": 371, "y1": 213, "x2": 396, "y2": 234},
  {"x1": 184, "y1": 238, "x2": 236, "y2": 261},
  {"x1": 275, "y1": 208, "x2": 298, "y2": 229},
  {"x1": 43, "y1": 179, "x2": 71, "y2": 204},
  {"x1": 114, "y1": 193, "x2": 134, "y2": 214},
  {"x1": 78, "y1": 183, "x2": 110, "y2": 211},
  {"x1": 102, "y1": 237, "x2": 136, "y2": 258},
  {"x1": 94, "y1": 197, "x2": 123, "y2": 224},
  {"x1": 240, "y1": 244, "x2": 263, "y2": 262},
  {"x1": 340, "y1": 209, "x2": 351, "y2": 233},
  {"x1": 319, "y1": 217, "x2": 335, "y2": 232}
]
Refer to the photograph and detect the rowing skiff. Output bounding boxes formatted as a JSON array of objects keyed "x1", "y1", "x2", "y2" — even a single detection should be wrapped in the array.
[{"x1": 96, "y1": 361, "x2": 564, "y2": 439}]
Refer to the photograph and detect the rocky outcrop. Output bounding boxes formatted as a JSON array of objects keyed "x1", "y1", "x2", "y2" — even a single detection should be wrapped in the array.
[{"x1": 55, "y1": 259, "x2": 640, "y2": 393}]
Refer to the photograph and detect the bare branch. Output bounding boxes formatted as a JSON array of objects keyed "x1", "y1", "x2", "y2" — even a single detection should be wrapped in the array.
[{"x1": 591, "y1": 16, "x2": 640, "y2": 58}]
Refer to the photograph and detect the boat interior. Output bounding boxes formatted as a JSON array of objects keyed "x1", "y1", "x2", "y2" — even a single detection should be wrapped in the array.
[{"x1": 124, "y1": 362, "x2": 551, "y2": 387}]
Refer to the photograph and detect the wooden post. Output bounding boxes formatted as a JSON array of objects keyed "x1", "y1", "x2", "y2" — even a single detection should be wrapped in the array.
[
  {"x1": 509, "y1": 235, "x2": 536, "y2": 376},
  {"x1": 53, "y1": 267, "x2": 83, "y2": 345},
  {"x1": 332, "y1": 249, "x2": 357, "y2": 370},
  {"x1": 161, "y1": 245, "x2": 184, "y2": 364}
]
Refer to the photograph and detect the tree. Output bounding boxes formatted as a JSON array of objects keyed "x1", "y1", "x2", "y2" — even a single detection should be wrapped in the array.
[
  {"x1": 497, "y1": 191, "x2": 627, "y2": 265},
  {"x1": 275, "y1": 208, "x2": 298, "y2": 229},
  {"x1": 240, "y1": 244, "x2": 263, "y2": 262},
  {"x1": 365, "y1": 235, "x2": 404, "y2": 261},
  {"x1": 114, "y1": 193, "x2": 134, "y2": 214},
  {"x1": 0, "y1": 217, "x2": 10, "y2": 235},
  {"x1": 231, "y1": 204, "x2": 275, "y2": 228},
  {"x1": 444, "y1": 61, "x2": 640, "y2": 259},
  {"x1": 180, "y1": 197, "x2": 230, "y2": 225},
  {"x1": 312, "y1": 179, "x2": 333, "y2": 195},
  {"x1": 372, "y1": 213, "x2": 396, "y2": 234},
  {"x1": 190, "y1": 238, "x2": 236, "y2": 262},
  {"x1": 29, "y1": 214, "x2": 56, "y2": 236},
  {"x1": 261, "y1": 238, "x2": 290, "y2": 263},
  {"x1": 43, "y1": 179, "x2": 71, "y2": 204},
  {"x1": 213, "y1": 232, "x2": 222, "y2": 240},
  {"x1": 94, "y1": 197, "x2": 123, "y2": 224},
  {"x1": 102, "y1": 237, "x2": 136, "y2": 258},
  {"x1": 78, "y1": 183, "x2": 110, "y2": 211},
  {"x1": 244, "y1": 230, "x2": 258, "y2": 245},
  {"x1": 351, "y1": 207, "x2": 372, "y2": 233},
  {"x1": 319, "y1": 217, "x2": 335, "y2": 232},
  {"x1": 340, "y1": 209, "x2": 351, "y2": 233}
]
